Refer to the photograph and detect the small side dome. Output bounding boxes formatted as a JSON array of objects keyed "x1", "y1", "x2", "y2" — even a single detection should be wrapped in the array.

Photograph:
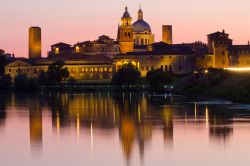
[{"x1": 123, "y1": 6, "x2": 131, "y2": 18}]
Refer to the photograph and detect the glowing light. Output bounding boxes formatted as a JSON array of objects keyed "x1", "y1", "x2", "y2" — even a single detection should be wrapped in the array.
[
  {"x1": 90, "y1": 122, "x2": 94, "y2": 155},
  {"x1": 56, "y1": 112, "x2": 60, "y2": 136},
  {"x1": 205, "y1": 105, "x2": 209, "y2": 128},
  {"x1": 76, "y1": 113, "x2": 80, "y2": 142},
  {"x1": 224, "y1": 67, "x2": 250, "y2": 72}
]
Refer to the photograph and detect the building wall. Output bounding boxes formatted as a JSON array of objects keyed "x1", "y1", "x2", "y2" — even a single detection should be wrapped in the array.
[
  {"x1": 134, "y1": 33, "x2": 154, "y2": 46},
  {"x1": 196, "y1": 54, "x2": 215, "y2": 69},
  {"x1": 66, "y1": 65, "x2": 113, "y2": 80},
  {"x1": 5, "y1": 62, "x2": 114, "y2": 81},
  {"x1": 114, "y1": 54, "x2": 195, "y2": 77},
  {"x1": 5, "y1": 65, "x2": 48, "y2": 80}
]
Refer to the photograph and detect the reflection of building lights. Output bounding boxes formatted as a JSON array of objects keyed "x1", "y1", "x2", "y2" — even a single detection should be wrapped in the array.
[
  {"x1": 194, "y1": 102, "x2": 197, "y2": 123},
  {"x1": 91, "y1": 122, "x2": 94, "y2": 155},
  {"x1": 56, "y1": 112, "x2": 60, "y2": 136},
  {"x1": 76, "y1": 113, "x2": 80, "y2": 142},
  {"x1": 138, "y1": 104, "x2": 141, "y2": 123},
  {"x1": 205, "y1": 105, "x2": 209, "y2": 128},
  {"x1": 224, "y1": 67, "x2": 250, "y2": 72}
]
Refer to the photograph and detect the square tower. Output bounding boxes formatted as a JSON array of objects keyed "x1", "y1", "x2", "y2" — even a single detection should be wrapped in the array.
[{"x1": 162, "y1": 25, "x2": 173, "y2": 44}]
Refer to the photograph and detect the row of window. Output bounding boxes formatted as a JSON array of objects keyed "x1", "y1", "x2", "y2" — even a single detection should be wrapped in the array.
[
  {"x1": 140, "y1": 65, "x2": 173, "y2": 72},
  {"x1": 229, "y1": 50, "x2": 250, "y2": 55},
  {"x1": 8, "y1": 68, "x2": 40, "y2": 73},
  {"x1": 134, "y1": 38, "x2": 150, "y2": 45},
  {"x1": 69, "y1": 67, "x2": 113, "y2": 73}
]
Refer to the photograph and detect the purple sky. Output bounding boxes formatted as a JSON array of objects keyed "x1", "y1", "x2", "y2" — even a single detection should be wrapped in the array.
[{"x1": 1, "y1": 0, "x2": 250, "y2": 57}]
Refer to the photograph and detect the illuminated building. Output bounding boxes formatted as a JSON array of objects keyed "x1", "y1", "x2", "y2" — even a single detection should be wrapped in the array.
[
  {"x1": 6, "y1": 6, "x2": 250, "y2": 81},
  {"x1": 29, "y1": 27, "x2": 42, "y2": 59},
  {"x1": 117, "y1": 7, "x2": 134, "y2": 54},
  {"x1": 5, "y1": 56, "x2": 113, "y2": 80},
  {"x1": 132, "y1": 6, "x2": 155, "y2": 47},
  {"x1": 206, "y1": 30, "x2": 250, "y2": 69},
  {"x1": 114, "y1": 42, "x2": 197, "y2": 76},
  {"x1": 162, "y1": 25, "x2": 173, "y2": 45},
  {"x1": 49, "y1": 35, "x2": 120, "y2": 59}
]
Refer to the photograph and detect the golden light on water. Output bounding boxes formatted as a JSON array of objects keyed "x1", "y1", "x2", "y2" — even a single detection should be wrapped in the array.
[
  {"x1": 224, "y1": 67, "x2": 250, "y2": 72},
  {"x1": 205, "y1": 105, "x2": 209, "y2": 128}
]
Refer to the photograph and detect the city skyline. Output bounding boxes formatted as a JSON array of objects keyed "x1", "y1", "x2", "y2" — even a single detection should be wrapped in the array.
[{"x1": 1, "y1": 0, "x2": 250, "y2": 57}]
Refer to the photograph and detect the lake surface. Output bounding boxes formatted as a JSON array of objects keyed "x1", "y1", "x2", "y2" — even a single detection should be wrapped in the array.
[{"x1": 0, "y1": 92, "x2": 250, "y2": 166}]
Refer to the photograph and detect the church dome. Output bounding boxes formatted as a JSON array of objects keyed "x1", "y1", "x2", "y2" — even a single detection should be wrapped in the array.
[
  {"x1": 122, "y1": 7, "x2": 131, "y2": 18},
  {"x1": 132, "y1": 7, "x2": 152, "y2": 33},
  {"x1": 132, "y1": 20, "x2": 152, "y2": 33}
]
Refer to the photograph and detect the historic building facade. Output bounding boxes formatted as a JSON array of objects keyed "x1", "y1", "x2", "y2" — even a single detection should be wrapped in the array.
[
  {"x1": 206, "y1": 30, "x2": 250, "y2": 69},
  {"x1": 5, "y1": 56, "x2": 114, "y2": 81},
  {"x1": 49, "y1": 35, "x2": 120, "y2": 59},
  {"x1": 117, "y1": 6, "x2": 155, "y2": 54}
]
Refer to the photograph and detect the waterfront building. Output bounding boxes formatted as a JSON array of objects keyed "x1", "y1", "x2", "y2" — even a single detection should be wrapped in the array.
[
  {"x1": 5, "y1": 6, "x2": 250, "y2": 82},
  {"x1": 207, "y1": 30, "x2": 250, "y2": 69}
]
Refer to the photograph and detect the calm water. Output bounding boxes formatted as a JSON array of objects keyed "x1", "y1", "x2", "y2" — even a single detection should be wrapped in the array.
[{"x1": 0, "y1": 92, "x2": 250, "y2": 166}]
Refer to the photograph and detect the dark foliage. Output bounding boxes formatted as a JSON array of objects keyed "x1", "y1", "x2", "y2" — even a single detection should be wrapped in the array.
[
  {"x1": 112, "y1": 63, "x2": 141, "y2": 86},
  {"x1": 146, "y1": 69, "x2": 174, "y2": 90},
  {"x1": 47, "y1": 60, "x2": 69, "y2": 85},
  {"x1": 0, "y1": 74, "x2": 12, "y2": 90},
  {"x1": 0, "y1": 53, "x2": 7, "y2": 75},
  {"x1": 14, "y1": 74, "x2": 28, "y2": 90}
]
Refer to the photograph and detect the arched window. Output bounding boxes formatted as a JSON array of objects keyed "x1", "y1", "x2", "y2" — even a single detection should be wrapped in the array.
[
  {"x1": 141, "y1": 39, "x2": 144, "y2": 45},
  {"x1": 145, "y1": 39, "x2": 147, "y2": 45},
  {"x1": 125, "y1": 32, "x2": 127, "y2": 38},
  {"x1": 128, "y1": 32, "x2": 131, "y2": 38}
]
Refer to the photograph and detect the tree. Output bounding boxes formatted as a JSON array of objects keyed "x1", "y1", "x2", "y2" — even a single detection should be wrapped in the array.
[
  {"x1": 26, "y1": 78, "x2": 40, "y2": 91},
  {"x1": 0, "y1": 74, "x2": 12, "y2": 90},
  {"x1": 146, "y1": 69, "x2": 174, "y2": 90},
  {"x1": 38, "y1": 71, "x2": 48, "y2": 86},
  {"x1": 112, "y1": 63, "x2": 141, "y2": 86},
  {"x1": 14, "y1": 74, "x2": 28, "y2": 90},
  {"x1": 0, "y1": 51, "x2": 7, "y2": 75},
  {"x1": 47, "y1": 60, "x2": 69, "y2": 85}
]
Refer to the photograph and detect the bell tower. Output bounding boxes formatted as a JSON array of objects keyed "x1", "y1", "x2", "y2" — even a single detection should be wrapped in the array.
[{"x1": 118, "y1": 7, "x2": 134, "y2": 54}]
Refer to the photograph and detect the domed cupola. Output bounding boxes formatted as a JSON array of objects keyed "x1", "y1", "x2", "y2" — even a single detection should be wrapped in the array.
[
  {"x1": 123, "y1": 6, "x2": 131, "y2": 18},
  {"x1": 132, "y1": 6, "x2": 152, "y2": 33}
]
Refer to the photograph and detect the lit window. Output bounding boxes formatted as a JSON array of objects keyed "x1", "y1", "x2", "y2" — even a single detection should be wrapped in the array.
[
  {"x1": 76, "y1": 46, "x2": 80, "y2": 53},
  {"x1": 55, "y1": 47, "x2": 59, "y2": 54}
]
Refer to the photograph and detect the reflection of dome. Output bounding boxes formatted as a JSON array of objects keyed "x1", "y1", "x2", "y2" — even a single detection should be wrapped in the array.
[
  {"x1": 132, "y1": 20, "x2": 152, "y2": 33},
  {"x1": 123, "y1": 7, "x2": 131, "y2": 18}
]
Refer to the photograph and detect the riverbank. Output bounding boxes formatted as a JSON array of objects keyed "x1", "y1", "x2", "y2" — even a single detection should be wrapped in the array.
[{"x1": 174, "y1": 69, "x2": 250, "y2": 103}]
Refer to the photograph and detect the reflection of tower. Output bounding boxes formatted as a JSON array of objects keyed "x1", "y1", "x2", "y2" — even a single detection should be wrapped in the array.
[
  {"x1": 117, "y1": 7, "x2": 134, "y2": 54},
  {"x1": 137, "y1": 123, "x2": 152, "y2": 162},
  {"x1": 162, "y1": 25, "x2": 173, "y2": 44},
  {"x1": 29, "y1": 98, "x2": 43, "y2": 152},
  {"x1": 162, "y1": 107, "x2": 173, "y2": 146},
  {"x1": 29, "y1": 27, "x2": 42, "y2": 59},
  {"x1": 0, "y1": 95, "x2": 6, "y2": 127},
  {"x1": 209, "y1": 109, "x2": 233, "y2": 144},
  {"x1": 119, "y1": 116, "x2": 135, "y2": 165}
]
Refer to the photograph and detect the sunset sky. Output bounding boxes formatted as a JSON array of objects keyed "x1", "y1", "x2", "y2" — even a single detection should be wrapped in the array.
[{"x1": 1, "y1": 0, "x2": 250, "y2": 57}]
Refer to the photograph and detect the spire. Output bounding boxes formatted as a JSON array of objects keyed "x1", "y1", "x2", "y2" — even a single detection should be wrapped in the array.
[{"x1": 138, "y1": 5, "x2": 143, "y2": 20}]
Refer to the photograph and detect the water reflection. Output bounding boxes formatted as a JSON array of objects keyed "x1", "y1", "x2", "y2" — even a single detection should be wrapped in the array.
[
  {"x1": 1, "y1": 92, "x2": 250, "y2": 165},
  {"x1": 29, "y1": 97, "x2": 43, "y2": 152}
]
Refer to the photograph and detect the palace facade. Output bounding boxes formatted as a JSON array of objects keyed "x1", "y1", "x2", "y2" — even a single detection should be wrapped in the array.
[{"x1": 4, "y1": 6, "x2": 250, "y2": 81}]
